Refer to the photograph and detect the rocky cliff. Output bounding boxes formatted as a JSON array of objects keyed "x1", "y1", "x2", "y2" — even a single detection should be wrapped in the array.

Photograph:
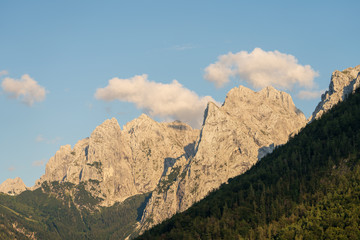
[
  {"x1": 138, "y1": 86, "x2": 307, "y2": 232},
  {"x1": 0, "y1": 177, "x2": 27, "y2": 195},
  {"x1": 310, "y1": 65, "x2": 360, "y2": 121},
  {"x1": 35, "y1": 115, "x2": 199, "y2": 206}
]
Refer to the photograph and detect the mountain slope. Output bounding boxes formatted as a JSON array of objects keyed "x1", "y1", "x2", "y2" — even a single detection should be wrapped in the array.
[
  {"x1": 137, "y1": 88, "x2": 360, "y2": 239},
  {"x1": 139, "y1": 86, "x2": 306, "y2": 232},
  {"x1": 0, "y1": 182, "x2": 151, "y2": 239}
]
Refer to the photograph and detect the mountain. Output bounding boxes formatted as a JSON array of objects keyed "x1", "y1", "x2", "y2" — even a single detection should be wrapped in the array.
[
  {"x1": 137, "y1": 78, "x2": 360, "y2": 240},
  {"x1": 35, "y1": 115, "x2": 199, "y2": 206},
  {"x1": 1, "y1": 86, "x2": 305, "y2": 211},
  {"x1": 138, "y1": 86, "x2": 306, "y2": 233},
  {"x1": 0, "y1": 84, "x2": 306, "y2": 239},
  {"x1": 1, "y1": 65, "x2": 358, "y2": 239},
  {"x1": 310, "y1": 64, "x2": 360, "y2": 121},
  {"x1": 0, "y1": 177, "x2": 27, "y2": 196}
]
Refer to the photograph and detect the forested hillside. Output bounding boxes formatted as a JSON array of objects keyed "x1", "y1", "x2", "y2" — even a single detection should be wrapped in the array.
[
  {"x1": 0, "y1": 181, "x2": 150, "y2": 239},
  {"x1": 138, "y1": 89, "x2": 360, "y2": 239}
]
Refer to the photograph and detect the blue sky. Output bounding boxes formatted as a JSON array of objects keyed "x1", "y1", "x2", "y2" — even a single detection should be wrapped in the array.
[{"x1": 1, "y1": 0, "x2": 359, "y2": 186}]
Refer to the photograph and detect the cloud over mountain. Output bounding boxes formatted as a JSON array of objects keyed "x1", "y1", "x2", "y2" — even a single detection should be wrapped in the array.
[
  {"x1": 95, "y1": 74, "x2": 216, "y2": 128},
  {"x1": 204, "y1": 48, "x2": 319, "y2": 90},
  {"x1": 1, "y1": 74, "x2": 47, "y2": 106}
]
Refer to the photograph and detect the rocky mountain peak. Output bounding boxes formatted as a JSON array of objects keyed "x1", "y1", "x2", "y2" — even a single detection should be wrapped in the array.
[
  {"x1": 222, "y1": 85, "x2": 297, "y2": 115},
  {"x1": 223, "y1": 85, "x2": 255, "y2": 103},
  {"x1": 0, "y1": 177, "x2": 27, "y2": 195},
  {"x1": 122, "y1": 113, "x2": 156, "y2": 132},
  {"x1": 92, "y1": 117, "x2": 120, "y2": 133},
  {"x1": 330, "y1": 65, "x2": 360, "y2": 93},
  {"x1": 202, "y1": 102, "x2": 220, "y2": 125},
  {"x1": 310, "y1": 65, "x2": 360, "y2": 121},
  {"x1": 90, "y1": 117, "x2": 121, "y2": 139},
  {"x1": 259, "y1": 85, "x2": 278, "y2": 95},
  {"x1": 59, "y1": 144, "x2": 72, "y2": 152},
  {"x1": 259, "y1": 86, "x2": 294, "y2": 107},
  {"x1": 103, "y1": 117, "x2": 120, "y2": 126},
  {"x1": 138, "y1": 113, "x2": 151, "y2": 120}
]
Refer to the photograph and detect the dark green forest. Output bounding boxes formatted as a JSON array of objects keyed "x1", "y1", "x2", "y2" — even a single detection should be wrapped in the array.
[
  {"x1": 137, "y1": 89, "x2": 360, "y2": 240},
  {"x1": 0, "y1": 181, "x2": 150, "y2": 239}
]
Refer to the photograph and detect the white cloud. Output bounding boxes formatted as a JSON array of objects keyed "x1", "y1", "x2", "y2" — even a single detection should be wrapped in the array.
[
  {"x1": 204, "y1": 48, "x2": 319, "y2": 90},
  {"x1": 1, "y1": 74, "x2": 47, "y2": 106},
  {"x1": 35, "y1": 135, "x2": 45, "y2": 142},
  {"x1": 95, "y1": 74, "x2": 217, "y2": 128},
  {"x1": 0, "y1": 70, "x2": 8, "y2": 77},
  {"x1": 8, "y1": 166, "x2": 15, "y2": 172},
  {"x1": 48, "y1": 137, "x2": 61, "y2": 144},
  {"x1": 297, "y1": 89, "x2": 325, "y2": 100},
  {"x1": 35, "y1": 134, "x2": 61, "y2": 144},
  {"x1": 172, "y1": 44, "x2": 195, "y2": 51},
  {"x1": 32, "y1": 159, "x2": 46, "y2": 167}
]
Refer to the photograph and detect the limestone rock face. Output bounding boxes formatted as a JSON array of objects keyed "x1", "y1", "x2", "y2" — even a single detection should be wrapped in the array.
[
  {"x1": 35, "y1": 116, "x2": 199, "y2": 206},
  {"x1": 0, "y1": 177, "x2": 27, "y2": 195},
  {"x1": 310, "y1": 65, "x2": 360, "y2": 121},
  {"x1": 139, "y1": 86, "x2": 307, "y2": 231}
]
